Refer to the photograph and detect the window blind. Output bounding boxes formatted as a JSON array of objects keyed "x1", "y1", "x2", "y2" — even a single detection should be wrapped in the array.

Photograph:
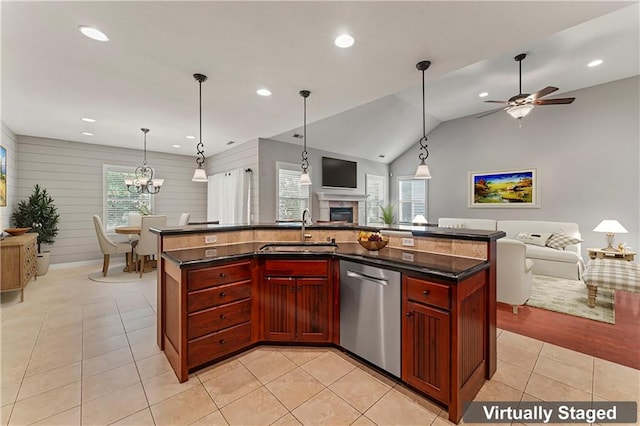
[
  {"x1": 398, "y1": 178, "x2": 426, "y2": 223},
  {"x1": 277, "y1": 164, "x2": 310, "y2": 221},
  {"x1": 104, "y1": 166, "x2": 153, "y2": 231}
]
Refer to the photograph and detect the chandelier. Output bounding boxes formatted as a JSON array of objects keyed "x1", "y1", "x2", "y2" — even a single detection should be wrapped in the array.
[{"x1": 124, "y1": 128, "x2": 164, "y2": 194}]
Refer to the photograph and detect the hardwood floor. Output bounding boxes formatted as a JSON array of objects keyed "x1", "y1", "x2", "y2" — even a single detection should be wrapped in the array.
[{"x1": 497, "y1": 289, "x2": 640, "y2": 370}]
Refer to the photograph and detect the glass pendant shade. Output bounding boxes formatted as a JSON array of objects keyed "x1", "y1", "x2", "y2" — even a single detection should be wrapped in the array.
[
  {"x1": 414, "y1": 160, "x2": 431, "y2": 179},
  {"x1": 192, "y1": 168, "x2": 208, "y2": 182},
  {"x1": 506, "y1": 104, "x2": 534, "y2": 119},
  {"x1": 299, "y1": 170, "x2": 312, "y2": 186}
]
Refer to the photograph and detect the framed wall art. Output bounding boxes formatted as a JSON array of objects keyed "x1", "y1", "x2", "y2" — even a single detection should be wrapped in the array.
[
  {"x1": 469, "y1": 168, "x2": 538, "y2": 208},
  {"x1": 0, "y1": 145, "x2": 6, "y2": 207}
]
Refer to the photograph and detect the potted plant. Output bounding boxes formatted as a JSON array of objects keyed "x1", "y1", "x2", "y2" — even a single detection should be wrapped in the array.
[
  {"x1": 379, "y1": 204, "x2": 395, "y2": 226},
  {"x1": 11, "y1": 184, "x2": 60, "y2": 276}
]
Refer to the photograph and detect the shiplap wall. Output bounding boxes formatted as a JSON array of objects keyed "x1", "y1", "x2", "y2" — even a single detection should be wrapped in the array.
[
  {"x1": 205, "y1": 138, "x2": 259, "y2": 222},
  {"x1": 16, "y1": 136, "x2": 207, "y2": 264},
  {"x1": 1, "y1": 123, "x2": 18, "y2": 230}
]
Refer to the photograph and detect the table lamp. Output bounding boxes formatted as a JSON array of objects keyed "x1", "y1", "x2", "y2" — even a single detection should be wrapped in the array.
[{"x1": 593, "y1": 219, "x2": 628, "y2": 251}]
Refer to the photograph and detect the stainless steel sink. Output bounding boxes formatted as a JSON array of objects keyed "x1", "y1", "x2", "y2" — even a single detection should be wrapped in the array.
[{"x1": 259, "y1": 242, "x2": 338, "y2": 253}]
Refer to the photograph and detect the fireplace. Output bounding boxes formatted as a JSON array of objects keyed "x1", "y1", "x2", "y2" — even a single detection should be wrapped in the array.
[
  {"x1": 315, "y1": 192, "x2": 369, "y2": 225},
  {"x1": 330, "y1": 207, "x2": 353, "y2": 223}
]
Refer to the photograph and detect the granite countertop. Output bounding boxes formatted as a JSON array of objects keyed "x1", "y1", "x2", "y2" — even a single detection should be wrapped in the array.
[{"x1": 162, "y1": 242, "x2": 490, "y2": 282}]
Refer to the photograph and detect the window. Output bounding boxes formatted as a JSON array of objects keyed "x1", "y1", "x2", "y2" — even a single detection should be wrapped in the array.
[
  {"x1": 398, "y1": 178, "x2": 426, "y2": 223},
  {"x1": 103, "y1": 165, "x2": 153, "y2": 232},
  {"x1": 276, "y1": 162, "x2": 310, "y2": 221},
  {"x1": 365, "y1": 174, "x2": 386, "y2": 225}
]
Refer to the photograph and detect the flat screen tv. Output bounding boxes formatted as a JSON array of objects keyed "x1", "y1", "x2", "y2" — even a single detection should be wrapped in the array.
[{"x1": 322, "y1": 157, "x2": 357, "y2": 188}]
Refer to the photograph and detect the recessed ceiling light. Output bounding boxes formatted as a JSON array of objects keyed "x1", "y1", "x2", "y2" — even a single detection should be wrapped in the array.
[
  {"x1": 478, "y1": 92, "x2": 489, "y2": 98},
  {"x1": 334, "y1": 34, "x2": 355, "y2": 48},
  {"x1": 378, "y1": 155, "x2": 386, "y2": 159},
  {"x1": 256, "y1": 88, "x2": 272, "y2": 97},
  {"x1": 186, "y1": 135, "x2": 195, "y2": 140},
  {"x1": 226, "y1": 141, "x2": 235, "y2": 145},
  {"x1": 81, "y1": 132, "x2": 94, "y2": 136},
  {"x1": 81, "y1": 117, "x2": 96, "y2": 123},
  {"x1": 588, "y1": 59, "x2": 603, "y2": 67},
  {"x1": 172, "y1": 144, "x2": 181, "y2": 148},
  {"x1": 78, "y1": 26, "x2": 109, "y2": 42}
]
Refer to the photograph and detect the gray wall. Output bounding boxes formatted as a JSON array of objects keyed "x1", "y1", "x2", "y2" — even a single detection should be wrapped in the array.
[
  {"x1": 391, "y1": 76, "x2": 640, "y2": 259},
  {"x1": 16, "y1": 136, "x2": 207, "y2": 264},
  {"x1": 258, "y1": 138, "x2": 389, "y2": 222},
  {"x1": 1, "y1": 123, "x2": 18, "y2": 230},
  {"x1": 205, "y1": 138, "x2": 260, "y2": 223}
]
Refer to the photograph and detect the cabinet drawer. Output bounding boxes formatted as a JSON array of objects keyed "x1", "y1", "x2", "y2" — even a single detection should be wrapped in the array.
[
  {"x1": 188, "y1": 299, "x2": 252, "y2": 340},
  {"x1": 263, "y1": 260, "x2": 328, "y2": 277},
  {"x1": 406, "y1": 277, "x2": 450, "y2": 310},
  {"x1": 188, "y1": 280, "x2": 251, "y2": 313},
  {"x1": 188, "y1": 261, "x2": 251, "y2": 291},
  {"x1": 188, "y1": 322, "x2": 251, "y2": 368}
]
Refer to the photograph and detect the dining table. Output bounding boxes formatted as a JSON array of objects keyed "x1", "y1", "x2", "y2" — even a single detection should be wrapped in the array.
[{"x1": 114, "y1": 226, "x2": 155, "y2": 273}]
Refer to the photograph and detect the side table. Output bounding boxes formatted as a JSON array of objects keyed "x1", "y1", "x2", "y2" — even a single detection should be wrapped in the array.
[{"x1": 588, "y1": 248, "x2": 635, "y2": 262}]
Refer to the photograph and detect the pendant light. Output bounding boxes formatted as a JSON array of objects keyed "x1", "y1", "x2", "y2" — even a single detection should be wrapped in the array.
[
  {"x1": 299, "y1": 90, "x2": 312, "y2": 186},
  {"x1": 125, "y1": 128, "x2": 164, "y2": 194},
  {"x1": 414, "y1": 60, "x2": 432, "y2": 179},
  {"x1": 192, "y1": 73, "x2": 208, "y2": 182}
]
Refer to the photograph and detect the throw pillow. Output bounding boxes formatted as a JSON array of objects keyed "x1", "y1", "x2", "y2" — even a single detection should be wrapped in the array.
[
  {"x1": 546, "y1": 231, "x2": 583, "y2": 250},
  {"x1": 515, "y1": 232, "x2": 552, "y2": 247}
]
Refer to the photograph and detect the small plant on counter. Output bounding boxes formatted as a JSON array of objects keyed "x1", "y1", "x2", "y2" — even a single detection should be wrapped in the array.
[{"x1": 379, "y1": 204, "x2": 395, "y2": 226}]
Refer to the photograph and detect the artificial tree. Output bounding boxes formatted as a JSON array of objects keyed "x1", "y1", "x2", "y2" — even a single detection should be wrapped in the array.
[{"x1": 11, "y1": 184, "x2": 60, "y2": 254}]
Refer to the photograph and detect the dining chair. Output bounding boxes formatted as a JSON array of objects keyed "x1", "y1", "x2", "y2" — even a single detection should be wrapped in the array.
[
  {"x1": 178, "y1": 213, "x2": 190, "y2": 226},
  {"x1": 127, "y1": 212, "x2": 142, "y2": 245},
  {"x1": 134, "y1": 215, "x2": 167, "y2": 277},
  {"x1": 92, "y1": 215, "x2": 133, "y2": 276}
]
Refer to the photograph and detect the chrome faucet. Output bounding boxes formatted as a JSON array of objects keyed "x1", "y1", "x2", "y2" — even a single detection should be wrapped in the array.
[{"x1": 301, "y1": 209, "x2": 312, "y2": 242}]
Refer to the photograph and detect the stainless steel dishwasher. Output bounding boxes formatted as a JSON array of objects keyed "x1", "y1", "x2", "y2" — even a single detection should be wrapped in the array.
[{"x1": 339, "y1": 260, "x2": 401, "y2": 377}]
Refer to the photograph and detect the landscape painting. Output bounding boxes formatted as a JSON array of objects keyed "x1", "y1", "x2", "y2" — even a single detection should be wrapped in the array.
[
  {"x1": 469, "y1": 168, "x2": 537, "y2": 208},
  {"x1": 0, "y1": 146, "x2": 6, "y2": 207}
]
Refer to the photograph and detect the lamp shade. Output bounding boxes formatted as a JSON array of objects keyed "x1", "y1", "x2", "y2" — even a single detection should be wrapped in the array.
[
  {"x1": 593, "y1": 220, "x2": 628, "y2": 233},
  {"x1": 299, "y1": 171, "x2": 312, "y2": 186},
  {"x1": 414, "y1": 161, "x2": 431, "y2": 179},
  {"x1": 412, "y1": 214, "x2": 428, "y2": 225},
  {"x1": 506, "y1": 104, "x2": 534, "y2": 119},
  {"x1": 192, "y1": 168, "x2": 208, "y2": 182}
]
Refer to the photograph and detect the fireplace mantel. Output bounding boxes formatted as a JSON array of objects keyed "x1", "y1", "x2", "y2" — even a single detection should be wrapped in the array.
[{"x1": 315, "y1": 192, "x2": 369, "y2": 224}]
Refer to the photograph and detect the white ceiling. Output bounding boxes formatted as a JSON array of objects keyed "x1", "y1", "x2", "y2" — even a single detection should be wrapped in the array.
[{"x1": 2, "y1": 1, "x2": 638, "y2": 164}]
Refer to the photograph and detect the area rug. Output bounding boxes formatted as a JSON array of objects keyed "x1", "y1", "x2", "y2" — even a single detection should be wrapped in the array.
[
  {"x1": 526, "y1": 275, "x2": 615, "y2": 324},
  {"x1": 88, "y1": 263, "x2": 148, "y2": 283}
]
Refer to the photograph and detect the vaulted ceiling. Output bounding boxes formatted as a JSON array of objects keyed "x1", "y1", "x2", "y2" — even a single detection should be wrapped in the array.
[{"x1": 2, "y1": 1, "x2": 638, "y2": 163}]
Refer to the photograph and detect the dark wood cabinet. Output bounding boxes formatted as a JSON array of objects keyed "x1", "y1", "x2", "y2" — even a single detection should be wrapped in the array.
[{"x1": 262, "y1": 259, "x2": 331, "y2": 342}]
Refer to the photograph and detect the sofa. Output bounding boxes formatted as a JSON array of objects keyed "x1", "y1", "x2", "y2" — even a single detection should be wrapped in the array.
[{"x1": 438, "y1": 218, "x2": 585, "y2": 280}]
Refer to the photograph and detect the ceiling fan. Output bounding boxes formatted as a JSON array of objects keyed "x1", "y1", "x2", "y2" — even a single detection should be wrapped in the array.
[{"x1": 477, "y1": 53, "x2": 575, "y2": 120}]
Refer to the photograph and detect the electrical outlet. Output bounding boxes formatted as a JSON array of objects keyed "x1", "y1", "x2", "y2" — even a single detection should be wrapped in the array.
[
  {"x1": 205, "y1": 249, "x2": 217, "y2": 258},
  {"x1": 205, "y1": 235, "x2": 217, "y2": 244},
  {"x1": 401, "y1": 252, "x2": 415, "y2": 262},
  {"x1": 402, "y1": 238, "x2": 414, "y2": 247}
]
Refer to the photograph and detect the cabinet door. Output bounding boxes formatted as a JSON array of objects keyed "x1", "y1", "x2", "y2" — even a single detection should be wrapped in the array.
[
  {"x1": 295, "y1": 278, "x2": 329, "y2": 341},
  {"x1": 263, "y1": 277, "x2": 296, "y2": 340},
  {"x1": 402, "y1": 300, "x2": 450, "y2": 403}
]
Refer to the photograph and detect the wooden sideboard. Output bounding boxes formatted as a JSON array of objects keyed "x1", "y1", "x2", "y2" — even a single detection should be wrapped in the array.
[{"x1": 1, "y1": 233, "x2": 38, "y2": 302}]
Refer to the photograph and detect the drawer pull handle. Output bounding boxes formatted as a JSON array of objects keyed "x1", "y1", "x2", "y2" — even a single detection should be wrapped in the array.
[
  {"x1": 219, "y1": 339, "x2": 226, "y2": 345},
  {"x1": 220, "y1": 272, "x2": 226, "y2": 278},
  {"x1": 422, "y1": 290, "x2": 430, "y2": 296},
  {"x1": 220, "y1": 314, "x2": 227, "y2": 319},
  {"x1": 219, "y1": 292, "x2": 226, "y2": 297},
  {"x1": 405, "y1": 312, "x2": 413, "y2": 317}
]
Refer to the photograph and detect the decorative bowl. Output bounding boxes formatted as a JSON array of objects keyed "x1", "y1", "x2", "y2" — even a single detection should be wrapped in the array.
[
  {"x1": 358, "y1": 237, "x2": 389, "y2": 251},
  {"x1": 4, "y1": 227, "x2": 31, "y2": 236}
]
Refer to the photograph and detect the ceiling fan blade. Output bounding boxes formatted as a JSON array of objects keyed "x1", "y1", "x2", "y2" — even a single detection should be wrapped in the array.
[
  {"x1": 528, "y1": 86, "x2": 559, "y2": 100},
  {"x1": 484, "y1": 100, "x2": 508, "y2": 104},
  {"x1": 535, "y1": 97, "x2": 575, "y2": 105},
  {"x1": 476, "y1": 107, "x2": 506, "y2": 119}
]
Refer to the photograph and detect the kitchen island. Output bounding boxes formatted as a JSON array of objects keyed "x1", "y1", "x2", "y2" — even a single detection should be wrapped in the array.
[{"x1": 152, "y1": 223, "x2": 504, "y2": 423}]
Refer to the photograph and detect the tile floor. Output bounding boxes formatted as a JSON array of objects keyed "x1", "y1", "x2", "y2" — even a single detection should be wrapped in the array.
[{"x1": 1, "y1": 263, "x2": 639, "y2": 425}]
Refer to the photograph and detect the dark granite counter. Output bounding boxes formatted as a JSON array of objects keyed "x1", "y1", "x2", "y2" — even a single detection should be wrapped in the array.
[{"x1": 162, "y1": 242, "x2": 489, "y2": 282}]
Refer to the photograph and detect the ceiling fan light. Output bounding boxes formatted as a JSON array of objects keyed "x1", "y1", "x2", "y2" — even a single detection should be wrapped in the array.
[
  {"x1": 192, "y1": 168, "x2": 208, "y2": 182},
  {"x1": 507, "y1": 104, "x2": 534, "y2": 119},
  {"x1": 414, "y1": 161, "x2": 431, "y2": 179}
]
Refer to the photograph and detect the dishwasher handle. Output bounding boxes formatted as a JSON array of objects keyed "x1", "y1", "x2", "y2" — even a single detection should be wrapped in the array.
[{"x1": 346, "y1": 270, "x2": 389, "y2": 286}]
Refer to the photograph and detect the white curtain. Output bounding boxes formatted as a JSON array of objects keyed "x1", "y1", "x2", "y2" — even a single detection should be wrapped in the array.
[{"x1": 207, "y1": 168, "x2": 250, "y2": 224}]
